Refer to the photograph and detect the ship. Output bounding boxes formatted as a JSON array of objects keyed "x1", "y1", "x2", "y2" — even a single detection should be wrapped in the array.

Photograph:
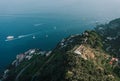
[{"x1": 6, "y1": 36, "x2": 14, "y2": 41}]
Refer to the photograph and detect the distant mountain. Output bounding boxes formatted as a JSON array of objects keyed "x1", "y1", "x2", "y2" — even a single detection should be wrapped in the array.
[{"x1": 1, "y1": 18, "x2": 120, "y2": 81}]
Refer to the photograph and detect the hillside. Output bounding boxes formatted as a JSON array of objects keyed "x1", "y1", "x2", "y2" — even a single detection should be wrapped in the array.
[
  {"x1": 95, "y1": 18, "x2": 120, "y2": 57},
  {"x1": 1, "y1": 18, "x2": 120, "y2": 81}
]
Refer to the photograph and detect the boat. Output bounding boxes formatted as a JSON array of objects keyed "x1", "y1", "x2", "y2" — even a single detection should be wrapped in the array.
[
  {"x1": 34, "y1": 23, "x2": 43, "y2": 26},
  {"x1": 54, "y1": 26, "x2": 57, "y2": 30},
  {"x1": 32, "y1": 36, "x2": 36, "y2": 39},
  {"x1": 6, "y1": 36, "x2": 14, "y2": 40}
]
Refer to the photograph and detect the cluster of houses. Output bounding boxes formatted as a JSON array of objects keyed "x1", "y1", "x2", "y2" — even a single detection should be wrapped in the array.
[
  {"x1": 59, "y1": 31, "x2": 89, "y2": 49},
  {"x1": 12, "y1": 49, "x2": 52, "y2": 67},
  {"x1": 74, "y1": 45, "x2": 120, "y2": 66},
  {"x1": 60, "y1": 38, "x2": 66, "y2": 48},
  {"x1": 106, "y1": 34, "x2": 120, "y2": 41},
  {"x1": 1, "y1": 49, "x2": 52, "y2": 80},
  {"x1": 109, "y1": 57, "x2": 119, "y2": 65},
  {"x1": 82, "y1": 32, "x2": 89, "y2": 43},
  {"x1": 60, "y1": 34, "x2": 80, "y2": 48},
  {"x1": 2, "y1": 69, "x2": 9, "y2": 79},
  {"x1": 12, "y1": 49, "x2": 37, "y2": 67},
  {"x1": 106, "y1": 37, "x2": 116, "y2": 41},
  {"x1": 0, "y1": 68, "x2": 10, "y2": 80}
]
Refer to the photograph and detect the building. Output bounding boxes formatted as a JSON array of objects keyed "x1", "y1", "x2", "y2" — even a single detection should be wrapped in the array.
[{"x1": 16, "y1": 54, "x2": 25, "y2": 62}]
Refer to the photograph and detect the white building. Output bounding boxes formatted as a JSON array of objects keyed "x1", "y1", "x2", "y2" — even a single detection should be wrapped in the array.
[
  {"x1": 30, "y1": 49, "x2": 36, "y2": 54},
  {"x1": 46, "y1": 51, "x2": 52, "y2": 57},
  {"x1": 26, "y1": 56, "x2": 33, "y2": 60},
  {"x1": 16, "y1": 54, "x2": 25, "y2": 62},
  {"x1": 3, "y1": 69, "x2": 9, "y2": 79}
]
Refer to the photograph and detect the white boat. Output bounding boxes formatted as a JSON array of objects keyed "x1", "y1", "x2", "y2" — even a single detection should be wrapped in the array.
[
  {"x1": 34, "y1": 23, "x2": 42, "y2": 26},
  {"x1": 6, "y1": 36, "x2": 14, "y2": 40},
  {"x1": 54, "y1": 26, "x2": 57, "y2": 30},
  {"x1": 32, "y1": 36, "x2": 36, "y2": 39}
]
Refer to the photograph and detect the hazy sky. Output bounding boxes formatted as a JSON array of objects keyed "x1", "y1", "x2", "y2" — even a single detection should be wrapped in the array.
[{"x1": 0, "y1": 0, "x2": 120, "y2": 19}]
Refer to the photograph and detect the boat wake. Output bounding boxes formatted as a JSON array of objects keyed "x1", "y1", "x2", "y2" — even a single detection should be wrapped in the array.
[
  {"x1": 34, "y1": 23, "x2": 43, "y2": 27},
  {"x1": 5, "y1": 31, "x2": 41, "y2": 42},
  {"x1": 5, "y1": 26, "x2": 57, "y2": 42}
]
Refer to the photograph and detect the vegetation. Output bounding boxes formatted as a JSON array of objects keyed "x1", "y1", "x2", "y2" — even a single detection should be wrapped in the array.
[
  {"x1": 2, "y1": 18, "x2": 120, "y2": 81},
  {"x1": 95, "y1": 18, "x2": 120, "y2": 57}
]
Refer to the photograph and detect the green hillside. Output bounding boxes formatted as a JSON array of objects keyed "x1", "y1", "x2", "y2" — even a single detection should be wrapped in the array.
[{"x1": 1, "y1": 18, "x2": 120, "y2": 81}]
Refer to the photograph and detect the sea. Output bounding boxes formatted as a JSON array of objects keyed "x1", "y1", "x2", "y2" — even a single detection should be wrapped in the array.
[{"x1": 0, "y1": 13, "x2": 107, "y2": 73}]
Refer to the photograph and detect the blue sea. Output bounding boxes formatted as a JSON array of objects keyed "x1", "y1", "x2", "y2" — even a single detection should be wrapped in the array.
[{"x1": 0, "y1": 14, "x2": 106, "y2": 73}]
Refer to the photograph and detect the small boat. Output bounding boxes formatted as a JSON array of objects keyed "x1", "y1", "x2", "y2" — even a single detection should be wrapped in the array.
[
  {"x1": 54, "y1": 26, "x2": 57, "y2": 30},
  {"x1": 34, "y1": 23, "x2": 42, "y2": 26},
  {"x1": 32, "y1": 36, "x2": 36, "y2": 39},
  {"x1": 6, "y1": 36, "x2": 14, "y2": 40},
  {"x1": 45, "y1": 35, "x2": 48, "y2": 38}
]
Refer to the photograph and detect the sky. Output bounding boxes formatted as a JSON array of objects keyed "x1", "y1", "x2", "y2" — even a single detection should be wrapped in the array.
[{"x1": 0, "y1": 0, "x2": 120, "y2": 19}]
